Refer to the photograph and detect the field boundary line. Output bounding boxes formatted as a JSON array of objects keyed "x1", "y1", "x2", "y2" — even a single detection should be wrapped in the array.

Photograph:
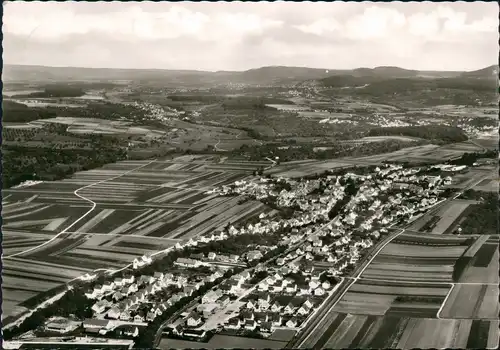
[
  {"x1": 352, "y1": 277, "x2": 497, "y2": 286},
  {"x1": 436, "y1": 283, "x2": 455, "y2": 319},
  {"x1": 3, "y1": 159, "x2": 157, "y2": 259},
  {"x1": 63, "y1": 231, "x2": 182, "y2": 242}
]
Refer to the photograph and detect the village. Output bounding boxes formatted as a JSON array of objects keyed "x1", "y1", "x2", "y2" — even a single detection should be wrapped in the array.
[{"x1": 27, "y1": 162, "x2": 465, "y2": 346}]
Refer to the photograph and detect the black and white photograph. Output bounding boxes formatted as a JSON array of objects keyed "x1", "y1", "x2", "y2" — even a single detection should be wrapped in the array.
[{"x1": 1, "y1": 1, "x2": 499, "y2": 349}]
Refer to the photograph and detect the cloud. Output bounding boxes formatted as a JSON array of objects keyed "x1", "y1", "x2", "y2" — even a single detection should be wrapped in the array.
[
  {"x1": 295, "y1": 19, "x2": 341, "y2": 36},
  {"x1": 343, "y1": 6, "x2": 407, "y2": 40},
  {"x1": 2, "y1": 1, "x2": 497, "y2": 71}
]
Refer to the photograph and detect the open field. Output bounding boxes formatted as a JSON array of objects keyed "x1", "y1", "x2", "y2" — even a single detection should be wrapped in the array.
[
  {"x1": 159, "y1": 334, "x2": 287, "y2": 349},
  {"x1": 266, "y1": 159, "x2": 354, "y2": 178},
  {"x1": 2, "y1": 253, "x2": 91, "y2": 319},
  {"x1": 344, "y1": 141, "x2": 485, "y2": 164},
  {"x1": 396, "y1": 318, "x2": 499, "y2": 349},
  {"x1": 472, "y1": 178, "x2": 499, "y2": 192},
  {"x1": 429, "y1": 201, "x2": 473, "y2": 234},
  {"x1": 300, "y1": 312, "x2": 499, "y2": 349},
  {"x1": 342, "y1": 144, "x2": 440, "y2": 163},
  {"x1": 333, "y1": 279, "x2": 450, "y2": 317},
  {"x1": 167, "y1": 120, "x2": 254, "y2": 151},
  {"x1": 440, "y1": 284, "x2": 499, "y2": 319},
  {"x1": 458, "y1": 242, "x2": 499, "y2": 284},
  {"x1": 349, "y1": 136, "x2": 421, "y2": 143},
  {"x1": 358, "y1": 233, "x2": 468, "y2": 284}
]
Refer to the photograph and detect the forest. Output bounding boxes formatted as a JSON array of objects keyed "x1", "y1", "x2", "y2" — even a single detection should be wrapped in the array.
[{"x1": 367, "y1": 125, "x2": 468, "y2": 144}]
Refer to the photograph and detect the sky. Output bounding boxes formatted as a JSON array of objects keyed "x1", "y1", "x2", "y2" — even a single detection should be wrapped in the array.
[{"x1": 3, "y1": 1, "x2": 498, "y2": 71}]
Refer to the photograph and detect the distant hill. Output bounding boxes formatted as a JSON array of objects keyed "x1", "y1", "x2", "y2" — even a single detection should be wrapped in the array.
[
  {"x1": 318, "y1": 64, "x2": 498, "y2": 88},
  {"x1": 2, "y1": 64, "x2": 212, "y2": 84},
  {"x1": 233, "y1": 66, "x2": 335, "y2": 84},
  {"x1": 2, "y1": 64, "x2": 497, "y2": 87},
  {"x1": 351, "y1": 66, "x2": 419, "y2": 78},
  {"x1": 2, "y1": 64, "x2": 335, "y2": 85},
  {"x1": 460, "y1": 65, "x2": 499, "y2": 79}
]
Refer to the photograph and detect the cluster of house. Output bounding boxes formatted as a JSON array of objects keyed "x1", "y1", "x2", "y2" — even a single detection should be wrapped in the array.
[
  {"x1": 458, "y1": 121, "x2": 497, "y2": 137},
  {"x1": 367, "y1": 115, "x2": 412, "y2": 127},
  {"x1": 81, "y1": 319, "x2": 140, "y2": 338},
  {"x1": 186, "y1": 250, "x2": 265, "y2": 265},
  {"x1": 167, "y1": 264, "x2": 335, "y2": 338},
  {"x1": 69, "y1": 162, "x2": 457, "y2": 342},
  {"x1": 222, "y1": 305, "x2": 308, "y2": 334},
  {"x1": 432, "y1": 164, "x2": 468, "y2": 173},
  {"x1": 254, "y1": 271, "x2": 332, "y2": 298},
  {"x1": 131, "y1": 101, "x2": 182, "y2": 122},
  {"x1": 86, "y1": 267, "x2": 227, "y2": 324},
  {"x1": 207, "y1": 164, "x2": 451, "y2": 276}
]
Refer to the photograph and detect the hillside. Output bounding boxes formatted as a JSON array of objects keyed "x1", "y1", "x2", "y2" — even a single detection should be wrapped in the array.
[
  {"x1": 352, "y1": 66, "x2": 419, "y2": 78},
  {"x1": 2, "y1": 64, "x2": 212, "y2": 84},
  {"x1": 3, "y1": 64, "x2": 497, "y2": 87},
  {"x1": 460, "y1": 65, "x2": 499, "y2": 79}
]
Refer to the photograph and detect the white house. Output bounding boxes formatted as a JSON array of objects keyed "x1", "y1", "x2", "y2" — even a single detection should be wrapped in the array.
[
  {"x1": 202, "y1": 290, "x2": 222, "y2": 304},
  {"x1": 296, "y1": 305, "x2": 311, "y2": 316},
  {"x1": 258, "y1": 281, "x2": 269, "y2": 291},
  {"x1": 314, "y1": 287, "x2": 325, "y2": 296},
  {"x1": 174, "y1": 258, "x2": 201, "y2": 268},
  {"x1": 270, "y1": 302, "x2": 282, "y2": 313},
  {"x1": 107, "y1": 307, "x2": 121, "y2": 320},
  {"x1": 187, "y1": 313, "x2": 203, "y2": 327},
  {"x1": 146, "y1": 311, "x2": 156, "y2": 322},
  {"x1": 120, "y1": 311, "x2": 131, "y2": 321},
  {"x1": 101, "y1": 282, "x2": 115, "y2": 292},
  {"x1": 258, "y1": 294, "x2": 271, "y2": 307},
  {"x1": 309, "y1": 280, "x2": 320, "y2": 290},
  {"x1": 247, "y1": 300, "x2": 257, "y2": 310},
  {"x1": 270, "y1": 285, "x2": 283, "y2": 293},
  {"x1": 92, "y1": 300, "x2": 110, "y2": 314},
  {"x1": 286, "y1": 318, "x2": 298, "y2": 328}
]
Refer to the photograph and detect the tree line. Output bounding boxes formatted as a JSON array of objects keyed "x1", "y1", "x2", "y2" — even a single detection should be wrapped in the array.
[{"x1": 367, "y1": 125, "x2": 468, "y2": 144}]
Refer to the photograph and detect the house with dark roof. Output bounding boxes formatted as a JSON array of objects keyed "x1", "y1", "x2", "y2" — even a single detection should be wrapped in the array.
[
  {"x1": 107, "y1": 307, "x2": 121, "y2": 320},
  {"x1": 254, "y1": 312, "x2": 269, "y2": 324},
  {"x1": 269, "y1": 313, "x2": 282, "y2": 327},
  {"x1": 244, "y1": 319, "x2": 257, "y2": 331},
  {"x1": 184, "y1": 329, "x2": 207, "y2": 338},
  {"x1": 83, "y1": 319, "x2": 110, "y2": 333},
  {"x1": 260, "y1": 321, "x2": 274, "y2": 333},
  {"x1": 240, "y1": 310, "x2": 254, "y2": 321}
]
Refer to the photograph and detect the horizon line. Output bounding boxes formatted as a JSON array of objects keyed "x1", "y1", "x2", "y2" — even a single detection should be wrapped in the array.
[{"x1": 4, "y1": 62, "x2": 497, "y2": 74}]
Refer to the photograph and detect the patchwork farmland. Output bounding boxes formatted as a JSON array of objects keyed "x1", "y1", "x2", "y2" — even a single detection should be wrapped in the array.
[
  {"x1": 294, "y1": 231, "x2": 499, "y2": 349},
  {"x1": 297, "y1": 312, "x2": 498, "y2": 349},
  {"x1": 1, "y1": 155, "x2": 274, "y2": 320}
]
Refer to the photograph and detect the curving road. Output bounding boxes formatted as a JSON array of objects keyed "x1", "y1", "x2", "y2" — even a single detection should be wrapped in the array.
[{"x1": 4, "y1": 159, "x2": 157, "y2": 259}]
